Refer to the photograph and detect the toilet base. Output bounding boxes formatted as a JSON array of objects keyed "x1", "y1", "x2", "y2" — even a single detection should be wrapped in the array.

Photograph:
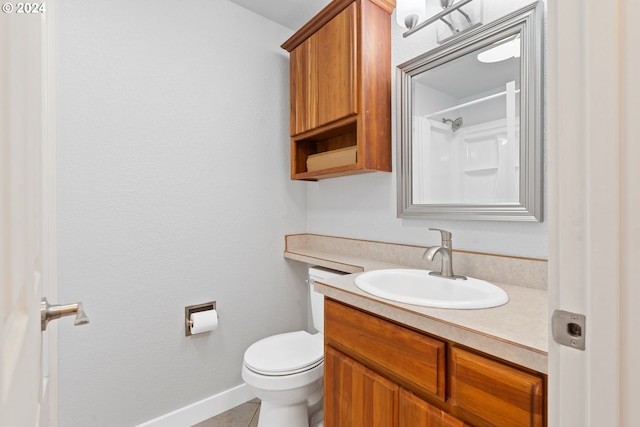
[
  {"x1": 309, "y1": 406, "x2": 324, "y2": 427},
  {"x1": 257, "y1": 400, "x2": 309, "y2": 427},
  {"x1": 242, "y1": 359, "x2": 324, "y2": 427},
  {"x1": 256, "y1": 401, "x2": 324, "y2": 427}
]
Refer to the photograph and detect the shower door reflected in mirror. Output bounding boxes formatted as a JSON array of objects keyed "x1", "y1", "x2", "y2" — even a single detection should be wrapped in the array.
[{"x1": 397, "y1": 2, "x2": 543, "y2": 221}]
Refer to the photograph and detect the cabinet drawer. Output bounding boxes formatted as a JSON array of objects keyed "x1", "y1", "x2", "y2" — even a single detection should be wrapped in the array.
[
  {"x1": 325, "y1": 299, "x2": 446, "y2": 400},
  {"x1": 450, "y1": 347, "x2": 544, "y2": 427}
]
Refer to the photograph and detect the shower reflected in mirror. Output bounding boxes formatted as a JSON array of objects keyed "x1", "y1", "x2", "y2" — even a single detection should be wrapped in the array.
[{"x1": 442, "y1": 117, "x2": 464, "y2": 132}]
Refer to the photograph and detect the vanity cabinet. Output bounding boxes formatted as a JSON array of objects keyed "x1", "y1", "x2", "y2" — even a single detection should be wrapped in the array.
[
  {"x1": 324, "y1": 298, "x2": 546, "y2": 427},
  {"x1": 281, "y1": 0, "x2": 394, "y2": 180},
  {"x1": 325, "y1": 347, "x2": 470, "y2": 427}
]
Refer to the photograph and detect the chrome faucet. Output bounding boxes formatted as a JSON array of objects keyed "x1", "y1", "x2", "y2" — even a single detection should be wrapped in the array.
[{"x1": 423, "y1": 228, "x2": 467, "y2": 280}]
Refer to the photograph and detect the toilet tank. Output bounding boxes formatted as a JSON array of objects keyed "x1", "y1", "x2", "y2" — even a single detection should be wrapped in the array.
[{"x1": 308, "y1": 267, "x2": 346, "y2": 334}]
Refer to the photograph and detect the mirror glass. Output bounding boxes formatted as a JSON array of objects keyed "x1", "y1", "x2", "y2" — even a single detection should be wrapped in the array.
[{"x1": 397, "y1": 3, "x2": 543, "y2": 221}]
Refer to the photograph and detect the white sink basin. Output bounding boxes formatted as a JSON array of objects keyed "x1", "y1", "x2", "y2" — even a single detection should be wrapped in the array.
[{"x1": 354, "y1": 269, "x2": 508, "y2": 309}]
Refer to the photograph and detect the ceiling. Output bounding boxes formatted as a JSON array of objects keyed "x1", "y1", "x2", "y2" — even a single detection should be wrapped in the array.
[
  {"x1": 226, "y1": 0, "x2": 517, "y2": 101},
  {"x1": 227, "y1": 0, "x2": 332, "y2": 31}
]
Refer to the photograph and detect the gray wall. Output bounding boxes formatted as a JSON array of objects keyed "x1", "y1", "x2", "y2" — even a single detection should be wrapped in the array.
[
  {"x1": 307, "y1": 0, "x2": 548, "y2": 258},
  {"x1": 56, "y1": 1, "x2": 306, "y2": 425}
]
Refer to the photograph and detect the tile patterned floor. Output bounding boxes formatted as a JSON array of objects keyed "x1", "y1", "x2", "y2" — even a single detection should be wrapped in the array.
[{"x1": 192, "y1": 399, "x2": 260, "y2": 427}]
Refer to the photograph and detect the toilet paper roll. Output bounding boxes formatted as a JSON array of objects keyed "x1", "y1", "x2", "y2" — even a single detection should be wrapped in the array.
[{"x1": 190, "y1": 310, "x2": 218, "y2": 334}]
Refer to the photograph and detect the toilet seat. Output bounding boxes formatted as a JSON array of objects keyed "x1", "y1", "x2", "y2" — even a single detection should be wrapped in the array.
[{"x1": 244, "y1": 331, "x2": 323, "y2": 376}]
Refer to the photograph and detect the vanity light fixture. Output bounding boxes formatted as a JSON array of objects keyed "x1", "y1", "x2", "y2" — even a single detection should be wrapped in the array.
[
  {"x1": 397, "y1": 0, "x2": 482, "y2": 40},
  {"x1": 396, "y1": 0, "x2": 426, "y2": 29}
]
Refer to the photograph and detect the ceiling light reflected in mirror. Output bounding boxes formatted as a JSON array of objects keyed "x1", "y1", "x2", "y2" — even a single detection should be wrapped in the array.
[{"x1": 477, "y1": 35, "x2": 521, "y2": 63}]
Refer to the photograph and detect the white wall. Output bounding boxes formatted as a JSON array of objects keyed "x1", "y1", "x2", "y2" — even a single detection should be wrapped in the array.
[
  {"x1": 56, "y1": 1, "x2": 305, "y2": 425},
  {"x1": 307, "y1": 0, "x2": 548, "y2": 258}
]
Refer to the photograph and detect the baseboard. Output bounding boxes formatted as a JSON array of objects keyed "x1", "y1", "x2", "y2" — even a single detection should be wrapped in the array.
[{"x1": 136, "y1": 383, "x2": 255, "y2": 427}]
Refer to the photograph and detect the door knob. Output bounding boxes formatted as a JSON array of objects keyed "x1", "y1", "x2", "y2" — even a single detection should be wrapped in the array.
[{"x1": 41, "y1": 297, "x2": 90, "y2": 331}]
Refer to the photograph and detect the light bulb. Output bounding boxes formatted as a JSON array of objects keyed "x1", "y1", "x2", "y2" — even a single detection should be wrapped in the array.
[{"x1": 396, "y1": 0, "x2": 426, "y2": 29}]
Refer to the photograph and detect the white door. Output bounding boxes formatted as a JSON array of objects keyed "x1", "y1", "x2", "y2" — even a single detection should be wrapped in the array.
[
  {"x1": 1, "y1": 2, "x2": 62, "y2": 426},
  {"x1": 548, "y1": 0, "x2": 640, "y2": 425}
]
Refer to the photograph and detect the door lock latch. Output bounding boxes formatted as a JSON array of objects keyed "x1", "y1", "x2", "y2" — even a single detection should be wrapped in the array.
[{"x1": 551, "y1": 310, "x2": 586, "y2": 350}]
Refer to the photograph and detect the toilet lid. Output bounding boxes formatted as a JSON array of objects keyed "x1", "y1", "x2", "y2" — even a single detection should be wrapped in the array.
[{"x1": 244, "y1": 331, "x2": 323, "y2": 376}]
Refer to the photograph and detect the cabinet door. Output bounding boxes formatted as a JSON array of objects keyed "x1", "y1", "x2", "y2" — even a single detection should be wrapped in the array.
[
  {"x1": 316, "y1": 2, "x2": 357, "y2": 128},
  {"x1": 450, "y1": 347, "x2": 545, "y2": 427},
  {"x1": 289, "y1": 36, "x2": 317, "y2": 135},
  {"x1": 400, "y1": 389, "x2": 469, "y2": 427},
  {"x1": 325, "y1": 346, "x2": 398, "y2": 427},
  {"x1": 289, "y1": 3, "x2": 356, "y2": 136}
]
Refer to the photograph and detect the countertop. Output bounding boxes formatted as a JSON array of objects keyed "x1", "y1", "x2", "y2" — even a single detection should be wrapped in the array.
[{"x1": 284, "y1": 234, "x2": 548, "y2": 374}]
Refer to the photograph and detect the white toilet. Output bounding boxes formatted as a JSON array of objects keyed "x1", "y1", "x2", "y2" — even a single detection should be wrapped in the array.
[{"x1": 241, "y1": 267, "x2": 344, "y2": 427}]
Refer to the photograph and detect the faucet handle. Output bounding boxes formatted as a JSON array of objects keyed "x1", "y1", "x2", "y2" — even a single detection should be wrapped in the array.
[{"x1": 429, "y1": 228, "x2": 452, "y2": 242}]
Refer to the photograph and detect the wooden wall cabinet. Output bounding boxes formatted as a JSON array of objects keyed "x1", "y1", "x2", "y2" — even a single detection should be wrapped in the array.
[
  {"x1": 281, "y1": 0, "x2": 394, "y2": 180},
  {"x1": 324, "y1": 299, "x2": 546, "y2": 427}
]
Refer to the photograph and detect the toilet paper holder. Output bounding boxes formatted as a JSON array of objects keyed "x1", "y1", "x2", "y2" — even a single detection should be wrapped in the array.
[{"x1": 185, "y1": 301, "x2": 216, "y2": 337}]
